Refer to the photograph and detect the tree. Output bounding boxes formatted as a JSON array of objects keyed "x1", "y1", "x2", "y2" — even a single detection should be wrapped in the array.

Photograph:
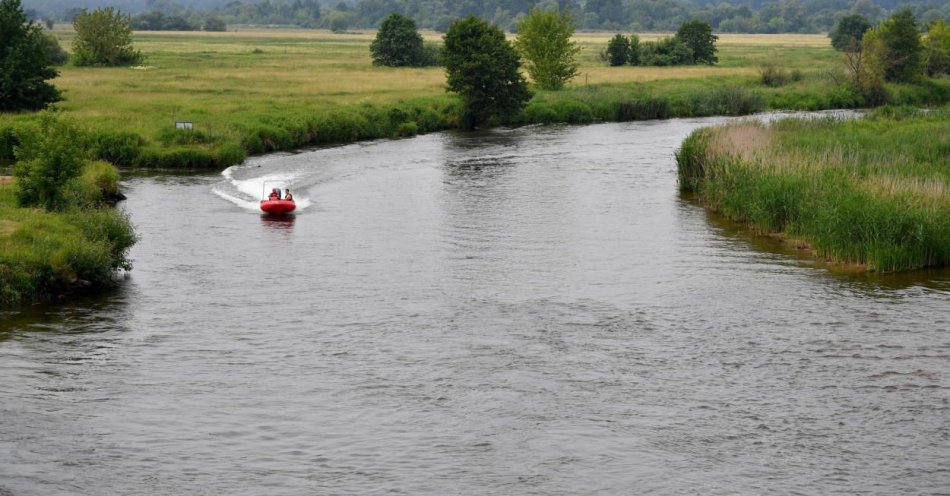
[
  {"x1": 72, "y1": 7, "x2": 142, "y2": 66},
  {"x1": 854, "y1": 27, "x2": 888, "y2": 105},
  {"x1": 0, "y1": 0, "x2": 61, "y2": 111},
  {"x1": 876, "y1": 9, "x2": 923, "y2": 82},
  {"x1": 628, "y1": 33, "x2": 640, "y2": 65},
  {"x1": 39, "y1": 32, "x2": 68, "y2": 65},
  {"x1": 830, "y1": 14, "x2": 871, "y2": 51},
  {"x1": 13, "y1": 112, "x2": 85, "y2": 211},
  {"x1": 370, "y1": 13, "x2": 425, "y2": 67},
  {"x1": 605, "y1": 33, "x2": 629, "y2": 66},
  {"x1": 676, "y1": 19, "x2": 717, "y2": 64},
  {"x1": 513, "y1": 6, "x2": 579, "y2": 90},
  {"x1": 924, "y1": 19, "x2": 950, "y2": 76},
  {"x1": 443, "y1": 16, "x2": 531, "y2": 130}
]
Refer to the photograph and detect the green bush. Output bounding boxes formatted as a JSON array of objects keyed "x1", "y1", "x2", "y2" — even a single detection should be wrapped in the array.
[
  {"x1": 213, "y1": 143, "x2": 246, "y2": 167},
  {"x1": 687, "y1": 87, "x2": 764, "y2": 116},
  {"x1": 13, "y1": 112, "x2": 86, "y2": 211},
  {"x1": 759, "y1": 63, "x2": 790, "y2": 87},
  {"x1": 395, "y1": 121, "x2": 418, "y2": 137},
  {"x1": 90, "y1": 130, "x2": 143, "y2": 164},
  {"x1": 0, "y1": 197, "x2": 137, "y2": 306},
  {"x1": 72, "y1": 7, "x2": 142, "y2": 66},
  {"x1": 0, "y1": 124, "x2": 21, "y2": 163},
  {"x1": 156, "y1": 127, "x2": 217, "y2": 146}
]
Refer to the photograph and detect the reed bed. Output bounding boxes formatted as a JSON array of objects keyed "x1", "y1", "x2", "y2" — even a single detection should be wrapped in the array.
[{"x1": 676, "y1": 107, "x2": 950, "y2": 272}]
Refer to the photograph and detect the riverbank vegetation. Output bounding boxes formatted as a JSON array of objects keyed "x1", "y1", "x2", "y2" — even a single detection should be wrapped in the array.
[
  {"x1": 0, "y1": 113, "x2": 136, "y2": 306},
  {"x1": 1, "y1": 28, "x2": 948, "y2": 170},
  {"x1": 676, "y1": 106, "x2": 950, "y2": 272}
]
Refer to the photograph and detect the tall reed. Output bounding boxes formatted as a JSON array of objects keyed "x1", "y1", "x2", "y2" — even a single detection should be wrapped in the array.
[{"x1": 676, "y1": 107, "x2": 950, "y2": 272}]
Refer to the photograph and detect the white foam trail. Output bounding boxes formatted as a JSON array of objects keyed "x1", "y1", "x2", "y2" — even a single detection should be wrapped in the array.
[
  {"x1": 217, "y1": 165, "x2": 312, "y2": 212},
  {"x1": 212, "y1": 187, "x2": 261, "y2": 211}
]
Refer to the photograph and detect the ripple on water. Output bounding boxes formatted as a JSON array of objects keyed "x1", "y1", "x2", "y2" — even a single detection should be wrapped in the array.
[{"x1": 1, "y1": 116, "x2": 949, "y2": 495}]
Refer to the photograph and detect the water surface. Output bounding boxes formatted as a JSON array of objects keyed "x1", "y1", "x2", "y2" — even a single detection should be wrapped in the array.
[{"x1": 2, "y1": 117, "x2": 948, "y2": 495}]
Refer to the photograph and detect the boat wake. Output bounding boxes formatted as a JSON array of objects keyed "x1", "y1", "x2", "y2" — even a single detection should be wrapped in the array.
[{"x1": 213, "y1": 158, "x2": 313, "y2": 212}]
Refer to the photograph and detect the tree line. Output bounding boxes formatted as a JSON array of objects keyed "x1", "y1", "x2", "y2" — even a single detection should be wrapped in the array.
[{"x1": 21, "y1": 0, "x2": 950, "y2": 34}]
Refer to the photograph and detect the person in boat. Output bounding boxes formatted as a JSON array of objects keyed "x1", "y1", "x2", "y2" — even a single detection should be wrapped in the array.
[
  {"x1": 283, "y1": 189, "x2": 293, "y2": 201},
  {"x1": 268, "y1": 188, "x2": 280, "y2": 201}
]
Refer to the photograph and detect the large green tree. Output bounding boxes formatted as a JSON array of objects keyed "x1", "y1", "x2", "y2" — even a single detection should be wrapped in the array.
[
  {"x1": 72, "y1": 7, "x2": 142, "y2": 66},
  {"x1": 513, "y1": 6, "x2": 579, "y2": 90},
  {"x1": 675, "y1": 19, "x2": 718, "y2": 64},
  {"x1": 0, "y1": 0, "x2": 61, "y2": 111},
  {"x1": 370, "y1": 12, "x2": 425, "y2": 67},
  {"x1": 443, "y1": 16, "x2": 531, "y2": 130},
  {"x1": 876, "y1": 9, "x2": 923, "y2": 82},
  {"x1": 830, "y1": 14, "x2": 872, "y2": 51}
]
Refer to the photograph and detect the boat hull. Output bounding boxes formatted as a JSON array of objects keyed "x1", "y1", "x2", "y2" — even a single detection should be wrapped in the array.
[{"x1": 260, "y1": 199, "x2": 296, "y2": 215}]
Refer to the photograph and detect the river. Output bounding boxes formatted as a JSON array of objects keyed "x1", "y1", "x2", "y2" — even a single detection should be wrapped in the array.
[{"x1": 1, "y1": 116, "x2": 949, "y2": 495}]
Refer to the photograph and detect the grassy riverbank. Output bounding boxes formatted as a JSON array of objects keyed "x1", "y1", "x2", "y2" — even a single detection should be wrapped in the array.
[
  {"x1": 0, "y1": 166, "x2": 136, "y2": 306},
  {"x1": 1, "y1": 29, "x2": 948, "y2": 169},
  {"x1": 676, "y1": 106, "x2": 950, "y2": 272}
]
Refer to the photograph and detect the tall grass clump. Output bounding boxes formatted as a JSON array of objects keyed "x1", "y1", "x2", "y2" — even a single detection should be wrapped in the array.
[{"x1": 676, "y1": 108, "x2": 950, "y2": 272}]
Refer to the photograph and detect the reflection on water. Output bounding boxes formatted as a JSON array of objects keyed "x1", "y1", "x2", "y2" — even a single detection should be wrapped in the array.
[
  {"x1": 260, "y1": 214, "x2": 296, "y2": 232},
  {"x1": 696, "y1": 200, "x2": 950, "y2": 293},
  {"x1": 1, "y1": 116, "x2": 948, "y2": 496}
]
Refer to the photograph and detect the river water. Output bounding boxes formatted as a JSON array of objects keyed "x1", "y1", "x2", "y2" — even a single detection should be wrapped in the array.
[{"x1": 1, "y1": 116, "x2": 949, "y2": 495}]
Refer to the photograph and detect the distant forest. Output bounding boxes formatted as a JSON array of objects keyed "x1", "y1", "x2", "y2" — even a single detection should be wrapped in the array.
[{"x1": 23, "y1": 0, "x2": 950, "y2": 33}]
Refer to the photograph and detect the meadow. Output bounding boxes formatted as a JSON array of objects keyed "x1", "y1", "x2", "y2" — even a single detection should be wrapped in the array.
[
  {"x1": 2, "y1": 28, "x2": 947, "y2": 169},
  {"x1": 676, "y1": 107, "x2": 950, "y2": 272}
]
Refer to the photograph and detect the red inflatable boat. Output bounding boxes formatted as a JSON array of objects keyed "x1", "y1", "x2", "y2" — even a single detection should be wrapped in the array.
[{"x1": 260, "y1": 199, "x2": 296, "y2": 215}]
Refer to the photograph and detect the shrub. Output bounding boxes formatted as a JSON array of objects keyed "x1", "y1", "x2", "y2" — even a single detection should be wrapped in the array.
[
  {"x1": 688, "y1": 87, "x2": 764, "y2": 116},
  {"x1": 924, "y1": 19, "x2": 950, "y2": 76},
  {"x1": 89, "y1": 130, "x2": 143, "y2": 164},
  {"x1": 156, "y1": 126, "x2": 216, "y2": 146},
  {"x1": 639, "y1": 37, "x2": 692, "y2": 66},
  {"x1": 213, "y1": 143, "x2": 246, "y2": 166},
  {"x1": 39, "y1": 32, "x2": 69, "y2": 65},
  {"x1": 395, "y1": 121, "x2": 418, "y2": 137},
  {"x1": 0, "y1": 123, "x2": 24, "y2": 163},
  {"x1": 13, "y1": 112, "x2": 86, "y2": 211},
  {"x1": 759, "y1": 63, "x2": 790, "y2": 87},
  {"x1": 605, "y1": 34, "x2": 630, "y2": 66},
  {"x1": 72, "y1": 7, "x2": 142, "y2": 66},
  {"x1": 65, "y1": 209, "x2": 136, "y2": 270}
]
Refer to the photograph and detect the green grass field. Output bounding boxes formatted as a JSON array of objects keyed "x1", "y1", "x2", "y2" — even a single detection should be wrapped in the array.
[
  {"x1": 6, "y1": 28, "x2": 945, "y2": 169},
  {"x1": 677, "y1": 107, "x2": 950, "y2": 272}
]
